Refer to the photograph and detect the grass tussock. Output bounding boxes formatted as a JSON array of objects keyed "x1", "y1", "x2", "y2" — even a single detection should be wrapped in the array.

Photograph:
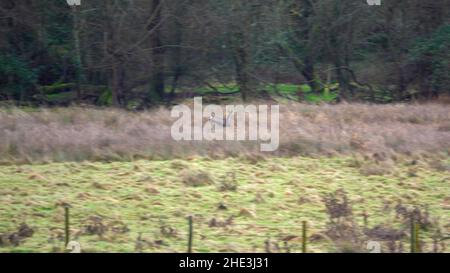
[
  {"x1": 0, "y1": 102, "x2": 449, "y2": 163},
  {"x1": 181, "y1": 169, "x2": 214, "y2": 187},
  {"x1": 218, "y1": 172, "x2": 238, "y2": 192},
  {"x1": 359, "y1": 161, "x2": 394, "y2": 176}
]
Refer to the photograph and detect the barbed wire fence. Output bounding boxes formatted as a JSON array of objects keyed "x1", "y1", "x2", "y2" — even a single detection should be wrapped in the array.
[
  {"x1": 59, "y1": 206, "x2": 311, "y2": 253},
  {"x1": 47, "y1": 205, "x2": 448, "y2": 253},
  {"x1": 1, "y1": 202, "x2": 448, "y2": 253}
]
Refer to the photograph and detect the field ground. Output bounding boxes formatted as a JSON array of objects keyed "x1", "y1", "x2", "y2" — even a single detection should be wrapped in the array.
[{"x1": 0, "y1": 156, "x2": 449, "y2": 253}]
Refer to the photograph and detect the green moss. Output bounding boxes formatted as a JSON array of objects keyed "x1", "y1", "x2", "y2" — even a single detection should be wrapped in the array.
[
  {"x1": 195, "y1": 83, "x2": 240, "y2": 95},
  {"x1": 305, "y1": 92, "x2": 338, "y2": 103},
  {"x1": 39, "y1": 83, "x2": 75, "y2": 94}
]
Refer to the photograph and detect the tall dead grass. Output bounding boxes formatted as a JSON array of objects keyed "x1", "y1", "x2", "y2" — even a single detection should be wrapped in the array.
[{"x1": 0, "y1": 102, "x2": 449, "y2": 163}]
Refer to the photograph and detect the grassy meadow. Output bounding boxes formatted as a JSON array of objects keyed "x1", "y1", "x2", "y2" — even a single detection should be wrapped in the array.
[{"x1": 0, "y1": 102, "x2": 449, "y2": 253}]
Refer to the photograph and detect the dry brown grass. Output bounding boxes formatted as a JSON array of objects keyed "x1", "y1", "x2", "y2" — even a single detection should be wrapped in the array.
[
  {"x1": 181, "y1": 168, "x2": 214, "y2": 187},
  {"x1": 0, "y1": 102, "x2": 449, "y2": 163}
]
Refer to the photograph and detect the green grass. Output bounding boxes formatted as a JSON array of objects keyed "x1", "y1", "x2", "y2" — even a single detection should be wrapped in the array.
[
  {"x1": 194, "y1": 83, "x2": 240, "y2": 95},
  {"x1": 0, "y1": 156, "x2": 448, "y2": 253},
  {"x1": 267, "y1": 83, "x2": 311, "y2": 94},
  {"x1": 192, "y1": 82, "x2": 339, "y2": 103}
]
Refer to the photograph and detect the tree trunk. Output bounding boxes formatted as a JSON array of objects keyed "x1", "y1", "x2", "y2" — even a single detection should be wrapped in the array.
[
  {"x1": 301, "y1": 57, "x2": 319, "y2": 93},
  {"x1": 169, "y1": 3, "x2": 184, "y2": 102},
  {"x1": 71, "y1": 5, "x2": 83, "y2": 104},
  {"x1": 229, "y1": 2, "x2": 256, "y2": 102},
  {"x1": 299, "y1": 0, "x2": 319, "y2": 94},
  {"x1": 148, "y1": 0, "x2": 165, "y2": 102},
  {"x1": 111, "y1": 55, "x2": 125, "y2": 107},
  {"x1": 234, "y1": 46, "x2": 253, "y2": 101}
]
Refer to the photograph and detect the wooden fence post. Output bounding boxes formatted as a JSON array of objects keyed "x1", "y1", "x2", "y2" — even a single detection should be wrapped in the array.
[
  {"x1": 64, "y1": 205, "x2": 70, "y2": 247},
  {"x1": 188, "y1": 216, "x2": 193, "y2": 253},
  {"x1": 302, "y1": 221, "x2": 307, "y2": 253},
  {"x1": 410, "y1": 215, "x2": 420, "y2": 253},
  {"x1": 414, "y1": 221, "x2": 420, "y2": 253}
]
